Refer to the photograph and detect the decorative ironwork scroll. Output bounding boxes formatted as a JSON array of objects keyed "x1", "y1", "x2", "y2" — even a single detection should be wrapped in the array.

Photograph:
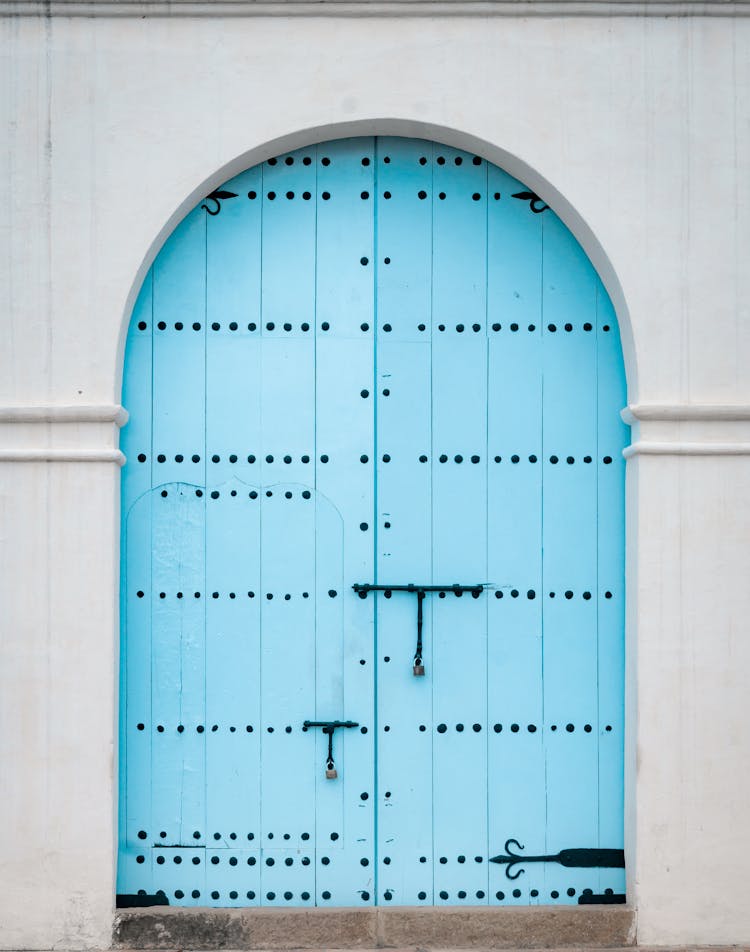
[{"x1": 490, "y1": 838, "x2": 625, "y2": 880}]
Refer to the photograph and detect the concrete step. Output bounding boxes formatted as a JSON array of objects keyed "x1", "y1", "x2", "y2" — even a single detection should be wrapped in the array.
[{"x1": 113, "y1": 906, "x2": 635, "y2": 950}]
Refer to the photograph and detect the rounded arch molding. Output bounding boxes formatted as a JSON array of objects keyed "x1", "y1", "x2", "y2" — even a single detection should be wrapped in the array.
[{"x1": 115, "y1": 119, "x2": 637, "y2": 402}]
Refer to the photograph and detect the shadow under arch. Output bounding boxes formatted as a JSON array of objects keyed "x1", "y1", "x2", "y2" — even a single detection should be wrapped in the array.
[{"x1": 115, "y1": 118, "x2": 637, "y2": 403}]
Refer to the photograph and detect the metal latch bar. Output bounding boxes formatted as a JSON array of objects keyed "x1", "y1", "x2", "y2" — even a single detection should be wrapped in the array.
[
  {"x1": 352, "y1": 582, "x2": 489, "y2": 675},
  {"x1": 302, "y1": 720, "x2": 359, "y2": 780}
]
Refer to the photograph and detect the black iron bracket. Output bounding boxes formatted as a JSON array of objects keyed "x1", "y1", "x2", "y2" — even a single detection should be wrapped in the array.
[
  {"x1": 302, "y1": 720, "x2": 359, "y2": 780},
  {"x1": 352, "y1": 583, "x2": 487, "y2": 676},
  {"x1": 490, "y1": 838, "x2": 625, "y2": 880}
]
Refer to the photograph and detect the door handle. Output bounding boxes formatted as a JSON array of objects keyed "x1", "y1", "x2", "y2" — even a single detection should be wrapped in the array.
[{"x1": 303, "y1": 720, "x2": 359, "y2": 779}]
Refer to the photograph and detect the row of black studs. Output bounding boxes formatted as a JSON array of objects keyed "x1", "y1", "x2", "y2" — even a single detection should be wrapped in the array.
[
  {"x1": 135, "y1": 589, "x2": 615, "y2": 600},
  {"x1": 147, "y1": 854, "x2": 488, "y2": 869},
  {"x1": 139, "y1": 453, "x2": 320, "y2": 462},
  {"x1": 137, "y1": 589, "x2": 337, "y2": 598},
  {"x1": 135, "y1": 723, "x2": 369, "y2": 735},
  {"x1": 140, "y1": 888, "x2": 344, "y2": 901},
  {"x1": 138, "y1": 830, "x2": 319, "y2": 841},
  {"x1": 248, "y1": 190, "x2": 501, "y2": 201},
  {"x1": 134, "y1": 722, "x2": 612, "y2": 734},
  {"x1": 137, "y1": 320, "x2": 611, "y2": 333},
  {"x1": 494, "y1": 589, "x2": 615, "y2": 599},
  {"x1": 500, "y1": 887, "x2": 581, "y2": 900},
  {"x1": 136, "y1": 453, "x2": 616, "y2": 465},
  {"x1": 402, "y1": 723, "x2": 611, "y2": 734},
  {"x1": 155, "y1": 854, "x2": 323, "y2": 866},
  {"x1": 137, "y1": 886, "x2": 597, "y2": 901},
  {"x1": 155, "y1": 488, "x2": 318, "y2": 501},
  {"x1": 264, "y1": 155, "x2": 483, "y2": 166}
]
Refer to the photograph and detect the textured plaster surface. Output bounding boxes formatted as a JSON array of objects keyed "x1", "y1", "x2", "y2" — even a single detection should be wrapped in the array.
[{"x1": 1, "y1": 9, "x2": 749, "y2": 951}]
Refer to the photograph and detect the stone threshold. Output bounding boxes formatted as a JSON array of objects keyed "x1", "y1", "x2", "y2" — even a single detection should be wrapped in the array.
[{"x1": 113, "y1": 906, "x2": 635, "y2": 950}]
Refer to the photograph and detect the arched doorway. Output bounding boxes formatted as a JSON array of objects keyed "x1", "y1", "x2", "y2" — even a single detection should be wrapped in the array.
[{"x1": 117, "y1": 136, "x2": 628, "y2": 909}]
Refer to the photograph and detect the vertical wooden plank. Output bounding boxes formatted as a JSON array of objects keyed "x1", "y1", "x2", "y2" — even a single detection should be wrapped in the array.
[
  {"x1": 317, "y1": 137, "x2": 375, "y2": 339},
  {"x1": 258, "y1": 486, "x2": 317, "y2": 904},
  {"x1": 375, "y1": 136, "x2": 434, "y2": 906},
  {"x1": 119, "y1": 492, "x2": 154, "y2": 898},
  {"x1": 259, "y1": 147, "x2": 317, "y2": 487},
  {"x1": 151, "y1": 207, "x2": 206, "y2": 487},
  {"x1": 148, "y1": 204, "x2": 208, "y2": 877},
  {"x1": 204, "y1": 483, "x2": 261, "y2": 846},
  {"x1": 541, "y1": 212, "x2": 600, "y2": 904},
  {"x1": 149, "y1": 485, "x2": 206, "y2": 847},
  {"x1": 430, "y1": 144, "x2": 489, "y2": 906},
  {"x1": 486, "y1": 169, "x2": 545, "y2": 906},
  {"x1": 261, "y1": 149, "x2": 316, "y2": 329},
  {"x1": 119, "y1": 272, "x2": 155, "y2": 898},
  {"x1": 206, "y1": 166, "x2": 263, "y2": 485},
  {"x1": 256, "y1": 147, "x2": 318, "y2": 904},
  {"x1": 315, "y1": 137, "x2": 375, "y2": 906},
  {"x1": 204, "y1": 167, "x2": 263, "y2": 855},
  {"x1": 595, "y1": 282, "x2": 628, "y2": 898}
]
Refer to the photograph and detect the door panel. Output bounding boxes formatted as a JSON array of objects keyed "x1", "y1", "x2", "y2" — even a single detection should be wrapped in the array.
[
  {"x1": 429, "y1": 144, "x2": 490, "y2": 906},
  {"x1": 119, "y1": 136, "x2": 627, "y2": 909},
  {"x1": 485, "y1": 166, "x2": 545, "y2": 906},
  {"x1": 204, "y1": 479, "x2": 261, "y2": 849},
  {"x1": 375, "y1": 137, "x2": 435, "y2": 906}
]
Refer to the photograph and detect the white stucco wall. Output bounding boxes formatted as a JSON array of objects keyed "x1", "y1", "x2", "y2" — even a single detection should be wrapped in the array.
[{"x1": 1, "y1": 5, "x2": 749, "y2": 948}]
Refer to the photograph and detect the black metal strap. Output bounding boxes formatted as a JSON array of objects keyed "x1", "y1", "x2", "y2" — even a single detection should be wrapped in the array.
[
  {"x1": 490, "y1": 838, "x2": 625, "y2": 880},
  {"x1": 415, "y1": 589, "x2": 425, "y2": 666},
  {"x1": 353, "y1": 583, "x2": 485, "y2": 595}
]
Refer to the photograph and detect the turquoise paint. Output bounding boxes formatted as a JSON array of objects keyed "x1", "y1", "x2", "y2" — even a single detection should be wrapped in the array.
[{"x1": 118, "y1": 137, "x2": 628, "y2": 908}]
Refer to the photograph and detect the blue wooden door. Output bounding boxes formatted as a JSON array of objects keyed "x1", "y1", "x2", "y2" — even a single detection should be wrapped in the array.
[{"x1": 118, "y1": 137, "x2": 628, "y2": 909}]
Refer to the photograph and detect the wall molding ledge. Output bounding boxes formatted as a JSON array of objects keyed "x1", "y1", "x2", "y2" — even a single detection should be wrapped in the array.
[
  {"x1": 2, "y1": 0, "x2": 749, "y2": 16},
  {"x1": 0, "y1": 405, "x2": 127, "y2": 463},
  {"x1": 622, "y1": 403, "x2": 750, "y2": 424},
  {"x1": 623, "y1": 441, "x2": 750, "y2": 458},
  {"x1": 0, "y1": 404, "x2": 129, "y2": 426},
  {"x1": 0, "y1": 448, "x2": 126, "y2": 464}
]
